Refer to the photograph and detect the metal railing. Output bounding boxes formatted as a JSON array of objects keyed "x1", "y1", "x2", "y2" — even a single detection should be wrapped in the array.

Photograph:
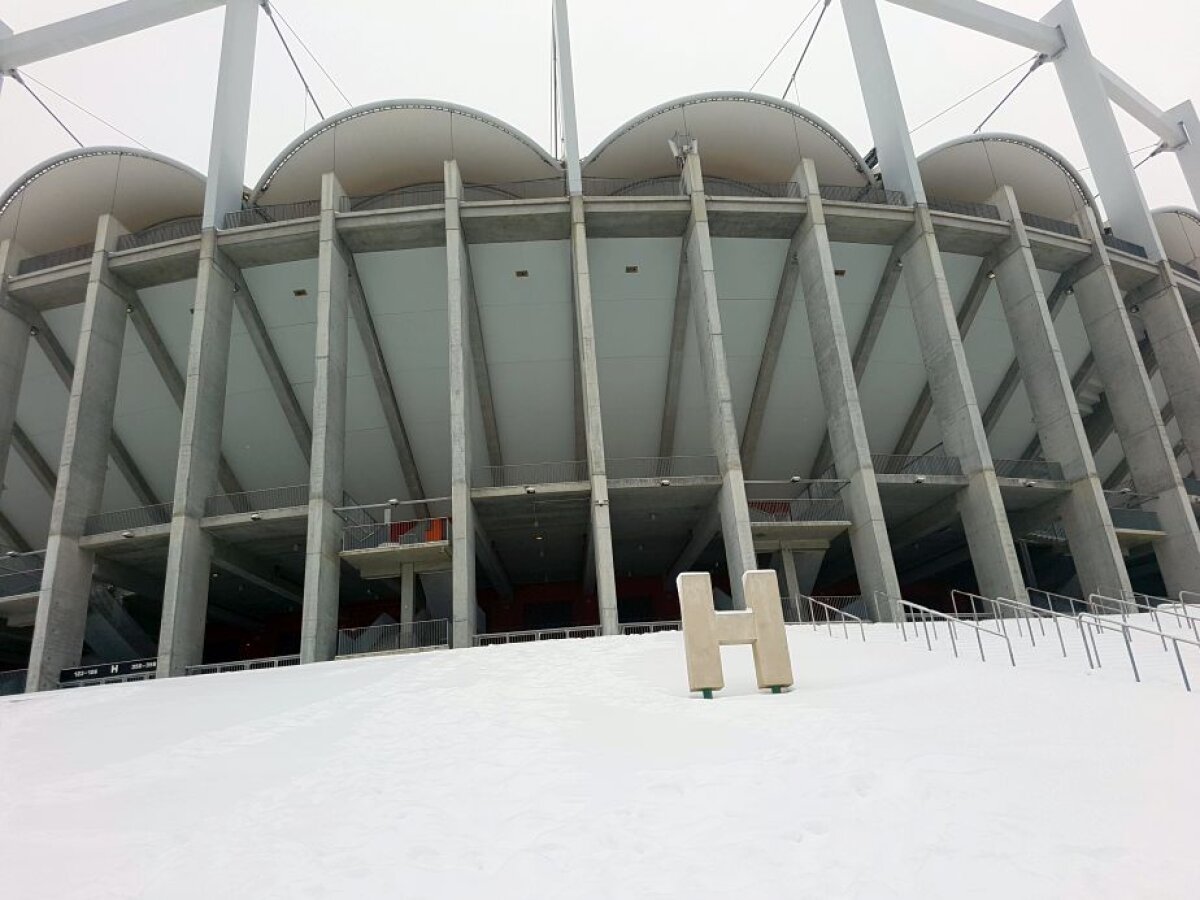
[
  {"x1": 0, "y1": 567, "x2": 41, "y2": 598},
  {"x1": 477, "y1": 460, "x2": 588, "y2": 488},
  {"x1": 115, "y1": 216, "x2": 203, "y2": 251},
  {"x1": 0, "y1": 669, "x2": 26, "y2": 696},
  {"x1": 993, "y1": 458, "x2": 1065, "y2": 481},
  {"x1": 1075, "y1": 609, "x2": 1200, "y2": 691},
  {"x1": 1091, "y1": 589, "x2": 1199, "y2": 637},
  {"x1": 619, "y1": 620, "x2": 681, "y2": 636},
  {"x1": 185, "y1": 654, "x2": 301, "y2": 677},
  {"x1": 898, "y1": 597, "x2": 1015, "y2": 666},
  {"x1": 706, "y1": 179, "x2": 802, "y2": 199},
  {"x1": 342, "y1": 517, "x2": 450, "y2": 553},
  {"x1": 871, "y1": 452, "x2": 963, "y2": 477},
  {"x1": 84, "y1": 502, "x2": 173, "y2": 535},
  {"x1": 748, "y1": 497, "x2": 847, "y2": 523},
  {"x1": 582, "y1": 176, "x2": 685, "y2": 197},
  {"x1": 1107, "y1": 506, "x2": 1162, "y2": 532},
  {"x1": 820, "y1": 184, "x2": 907, "y2": 206},
  {"x1": 342, "y1": 184, "x2": 445, "y2": 212},
  {"x1": 1020, "y1": 211, "x2": 1081, "y2": 238},
  {"x1": 928, "y1": 198, "x2": 1002, "y2": 220},
  {"x1": 783, "y1": 595, "x2": 867, "y2": 642},
  {"x1": 1170, "y1": 259, "x2": 1200, "y2": 281},
  {"x1": 463, "y1": 178, "x2": 567, "y2": 201},
  {"x1": 205, "y1": 484, "x2": 309, "y2": 517},
  {"x1": 336, "y1": 619, "x2": 449, "y2": 658},
  {"x1": 474, "y1": 625, "x2": 602, "y2": 646},
  {"x1": 224, "y1": 200, "x2": 321, "y2": 230},
  {"x1": 1103, "y1": 233, "x2": 1149, "y2": 259},
  {"x1": 980, "y1": 591, "x2": 1094, "y2": 666},
  {"x1": 16, "y1": 242, "x2": 93, "y2": 275},
  {"x1": 606, "y1": 455, "x2": 719, "y2": 480}
]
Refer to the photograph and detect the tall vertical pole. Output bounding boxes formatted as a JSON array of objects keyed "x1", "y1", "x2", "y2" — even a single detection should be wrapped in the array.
[
  {"x1": 159, "y1": 0, "x2": 259, "y2": 675},
  {"x1": 0, "y1": 19, "x2": 11, "y2": 101},
  {"x1": 203, "y1": 0, "x2": 259, "y2": 230},
  {"x1": 842, "y1": 0, "x2": 1027, "y2": 605},
  {"x1": 1044, "y1": 1, "x2": 1200, "y2": 494},
  {"x1": 554, "y1": 0, "x2": 619, "y2": 633},
  {"x1": 0, "y1": 239, "x2": 30, "y2": 504}
]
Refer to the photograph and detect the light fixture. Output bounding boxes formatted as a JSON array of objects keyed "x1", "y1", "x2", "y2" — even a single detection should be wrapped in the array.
[
  {"x1": 660, "y1": 478, "x2": 671, "y2": 487},
  {"x1": 250, "y1": 513, "x2": 261, "y2": 521},
  {"x1": 987, "y1": 271, "x2": 996, "y2": 280},
  {"x1": 595, "y1": 498, "x2": 608, "y2": 507},
  {"x1": 1023, "y1": 479, "x2": 1038, "y2": 488},
  {"x1": 790, "y1": 475, "x2": 801, "y2": 483},
  {"x1": 535, "y1": 534, "x2": 544, "y2": 541},
  {"x1": 121, "y1": 530, "x2": 134, "y2": 539},
  {"x1": 6, "y1": 550, "x2": 18, "y2": 557},
  {"x1": 29, "y1": 326, "x2": 38, "y2": 337},
  {"x1": 125, "y1": 304, "x2": 134, "y2": 314},
  {"x1": 1065, "y1": 287, "x2": 1075, "y2": 296},
  {"x1": 1130, "y1": 304, "x2": 1141, "y2": 314},
  {"x1": 211, "y1": 572, "x2": 219, "y2": 579},
  {"x1": 914, "y1": 475, "x2": 927, "y2": 485},
  {"x1": 834, "y1": 269, "x2": 847, "y2": 277},
  {"x1": 293, "y1": 289, "x2": 309, "y2": 298},
  {"x1": 515, "y1": 270, "x2": 530, "y2": 278},
  {"x1": 388, "y1": 498, "x2": 399, "y2": 506},
  {"x1": 525, "y1": 486, "x2": 536, "y2": 495},
  {"x1": 625, "y1": 265, "x2": 640, "y2": 274}
]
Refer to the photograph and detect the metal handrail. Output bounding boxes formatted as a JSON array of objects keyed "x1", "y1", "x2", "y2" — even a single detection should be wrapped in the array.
[
  {"x1": 820, "y1": 184, "x2": 907, "y2": 206},
  {"x1": 16, "y1": 242, "x2": 93, "y2": 274},
  {"x1": 474, "y1": 625, "x2": 602, "y2": 646},
  {"x1": 928, "y1": 197, "x2": 1001, "y2": 220},
  {"x1": 0, "y1": 568, "x2": 42, "y2": 598},
  {"x1": 84, "y1": 502, "x2": 173, "y2": 535},
  {"x1": 115, "y1": 216, "x2": 203, "y2": 251},
  {"x1": 1096, "y1": 587, "x2": 1198, "y2": 637},
  {"x1": 336, "y1": 619, "x2": 449, "y2": 657},
  {"x1": 955, "y1": 589, "x2": 1093, "y2": 665},
  {"x1": 205, "y1": 484, "x2": 309, "y2": 517},
  {"x1": 1020, "y1": 211, "x2": 1081, "y2": 238},
  {"x1": 1170, "y1": 259, "x2": 1200, "y2": 281},
  {"x1": 1074, "y1": 610, "x2": 1200, "y2": 691},
  {"x1": 786, "y1": 595, "x2": 866, "y2": 642},
  {"x1": 224, "y1": 200, "x2": 320, "y2": 230},
  {"x1": 1103, "y1": 232, "x2": 1149, "y2": 259},
  {"x1": 993, "y1": 458, "x2": 1065, "y2": 481},
  {"x1": 897, "y1": 598, "x2": 1015, "y2": 666},
  {"x1": 871, "y1": 453, "x2": 963, "y2": 476},
  {"x1": 747, "y1": 497, "x2": 848, "y2": 523},
  {"x1": 619, "y1": 620, "x2": 681, "y2": 635},
  {"x1": 606, "y1": 455, "x2": 719, "y2": 480},
  {"x1": 185, "y1": 654, "x2": 301, "y2": 676},
  {"x1": 342, "y1": 517, "x2": 451, "y2": 553},
  {"x1": 476, "y1": 460, "x2": 588, "y2": 488}
]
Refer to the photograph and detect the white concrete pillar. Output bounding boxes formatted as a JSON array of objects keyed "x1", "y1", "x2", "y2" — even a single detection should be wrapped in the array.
[
  {"x1": 445, "y1": 161, "x2": 477, "y2": 648},
  {"x1": 793, "y1": 159, "x2": 903, "y2": 619},
  {"x1": 0, "y1": 239, "x2": 30, "y2": 499},
  {"x1": 157, "y1": 232, "x2": 236, "y2": 676},
  {"x1": 300, "y1": 173, "x2": 349, "y2": 664},
  {"x1": 987, "y1": 186, "x2": 1131, "y2": 601},
  {"x1": 400, "y1": 563, "x2": 416, "y2": 627},
  {"x1": 202, "y1": 0, "x2": 259, "y2": 230},
  {"x1": 680, "y1": 149, "x2": 758, "y2": 609},
  {"x1": 1071, "y1": 208, "x2": 1200, "y2": 596},
  {"x1": 843, "y1": 0, "x2": 1026, "y2": 605},
  {"x1": 568, "y1": 197, "x2": 619, "y2": 633},
  {"x1": 26, "y1": 216, "x2": 129, "y2": 691},
  {"x1": 1167, "y1": 101, "x2": 1200, "y2": 212}
]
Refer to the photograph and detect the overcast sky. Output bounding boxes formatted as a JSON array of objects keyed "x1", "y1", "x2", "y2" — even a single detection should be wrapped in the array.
[{"x1": 1, "y1": 0, "x2": 1197, "y2": 211}]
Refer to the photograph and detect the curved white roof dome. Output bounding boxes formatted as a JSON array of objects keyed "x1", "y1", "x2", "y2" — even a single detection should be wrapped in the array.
[
  {"x1": 0, "y1": 147, "x2": 205, "y2": 255},
  {"x1": 583, "y1": 93, "x2": 870, "y2": 188},
  {"x1": 1152, "y1": 207, "x2": 1200, "y2": 269},
  {"x1": 252, "y1": 100, "x2": 562, "y2": 205},
  {"x1": 918, "y1": 133, "x2": 1098, "y2": 224}
]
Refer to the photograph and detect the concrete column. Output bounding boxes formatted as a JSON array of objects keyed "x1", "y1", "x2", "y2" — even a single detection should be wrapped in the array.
[
  {"x1": 901, "y1": 207, "x2": 1028, "y2": 604},
  {"x1": 0, "y1": 239, "x2": 30, "y2": 497},
  {"x1": 568, "y1": 197, "x2": 619, "y2": 633},
  {"x1": 157, "y1": 232, "x2": 237, "y2": 676},
  {"x1": 445, "y1": 161, "x2": 477, "y2": 647},
  {"x1": 680, "y1": 149, "x2": 757, "y2": 608},
  {"x1": 1071, "y1": 209, "x2": 1200, "y2": 595},
  {"x1": 987, "y1": 186, "x2": 1130, "y2": 601},
  {"x1": 780, "y1": 551, "x2": 801, "y2": 602},
  {"x1": 400, "y1": 563, "x2": 415, "y2": 627},
  {"x1": 26, "y1": 215, "x2": 129, "y2": 691},
  {"x1": 300, "y1": 173, "x2": 349, "y2": 664},
  {"x1": 793, "y1": 159, "x2": 903, "y2": 619}
]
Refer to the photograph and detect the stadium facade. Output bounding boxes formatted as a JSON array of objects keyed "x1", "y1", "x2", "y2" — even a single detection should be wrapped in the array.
[{"x1": 2, "y1": 0, "x2": 1200, "y2": 692}]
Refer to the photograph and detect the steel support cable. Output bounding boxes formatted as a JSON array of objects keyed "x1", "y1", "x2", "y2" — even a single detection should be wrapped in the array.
[
  {"x1": 17, "y1": 70, "x2": 149, "y2": 149},
  {"x1": 10, "y1": 71, "x2": 83, "y2": 148},
  {"x1": 909, "y1": 55, "x2": 1037, "y2": 135},
  {"x1": 263, "y1": 2, "x2": 325, "y2": 121},
  {"x1": 782, "y1": 0, "x2": 833, "y2": 101},
  {"x1": 268, "y1": 1, "x2": 353, "y2": 108},
  {"x1": 972, "y1": 55, "x2": 1047, "y2": 134},
  {"x1": 748, "y1": 0, "x2": 822, "y2": 93}
]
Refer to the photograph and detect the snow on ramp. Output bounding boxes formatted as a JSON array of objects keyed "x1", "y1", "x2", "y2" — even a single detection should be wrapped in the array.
[{"x1": 1, "y1": 623, "x2": 1198, "y2": 899}]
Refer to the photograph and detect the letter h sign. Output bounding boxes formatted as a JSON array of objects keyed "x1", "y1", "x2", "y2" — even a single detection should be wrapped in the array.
[{"x1": 678, "y1": 570, "x2": 794, "y2": 698}]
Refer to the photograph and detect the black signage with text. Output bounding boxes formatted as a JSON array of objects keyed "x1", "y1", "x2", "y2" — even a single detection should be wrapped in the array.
[{"x1": 59, "y1": 657, "x2": 157, "y2": 684}]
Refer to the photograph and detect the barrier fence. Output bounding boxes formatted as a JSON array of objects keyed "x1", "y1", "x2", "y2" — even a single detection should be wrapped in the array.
[
  {"x1": 185, "y1": 655, "x2": 301, "y2": 677},
  {"x1": 336, "y1": 619, "x2": 449, "y2": 658},
  {"x1": 0, "y1": 669, "x2": 26, "y2": 696},
  {"x1": 84, "y1": 502, "x2": 173, "y2": 535},
  {"x1": 205, "y1": 484, "x2": 309, "y2": 517},
  {"x1": 16, "y1": 242, "x2": 93, "y2": 275},
  {"x1": 341, "y1": 517, "x2": 450, "y2": 553},
  {"x1": 474, "y1": 625, "x2": 602, "y2": 646}
]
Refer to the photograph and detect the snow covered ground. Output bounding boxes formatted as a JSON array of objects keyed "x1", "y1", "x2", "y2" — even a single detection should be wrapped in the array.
[{"x1": 2, "y1": 613, "x2": 1199, "y2": 899}]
